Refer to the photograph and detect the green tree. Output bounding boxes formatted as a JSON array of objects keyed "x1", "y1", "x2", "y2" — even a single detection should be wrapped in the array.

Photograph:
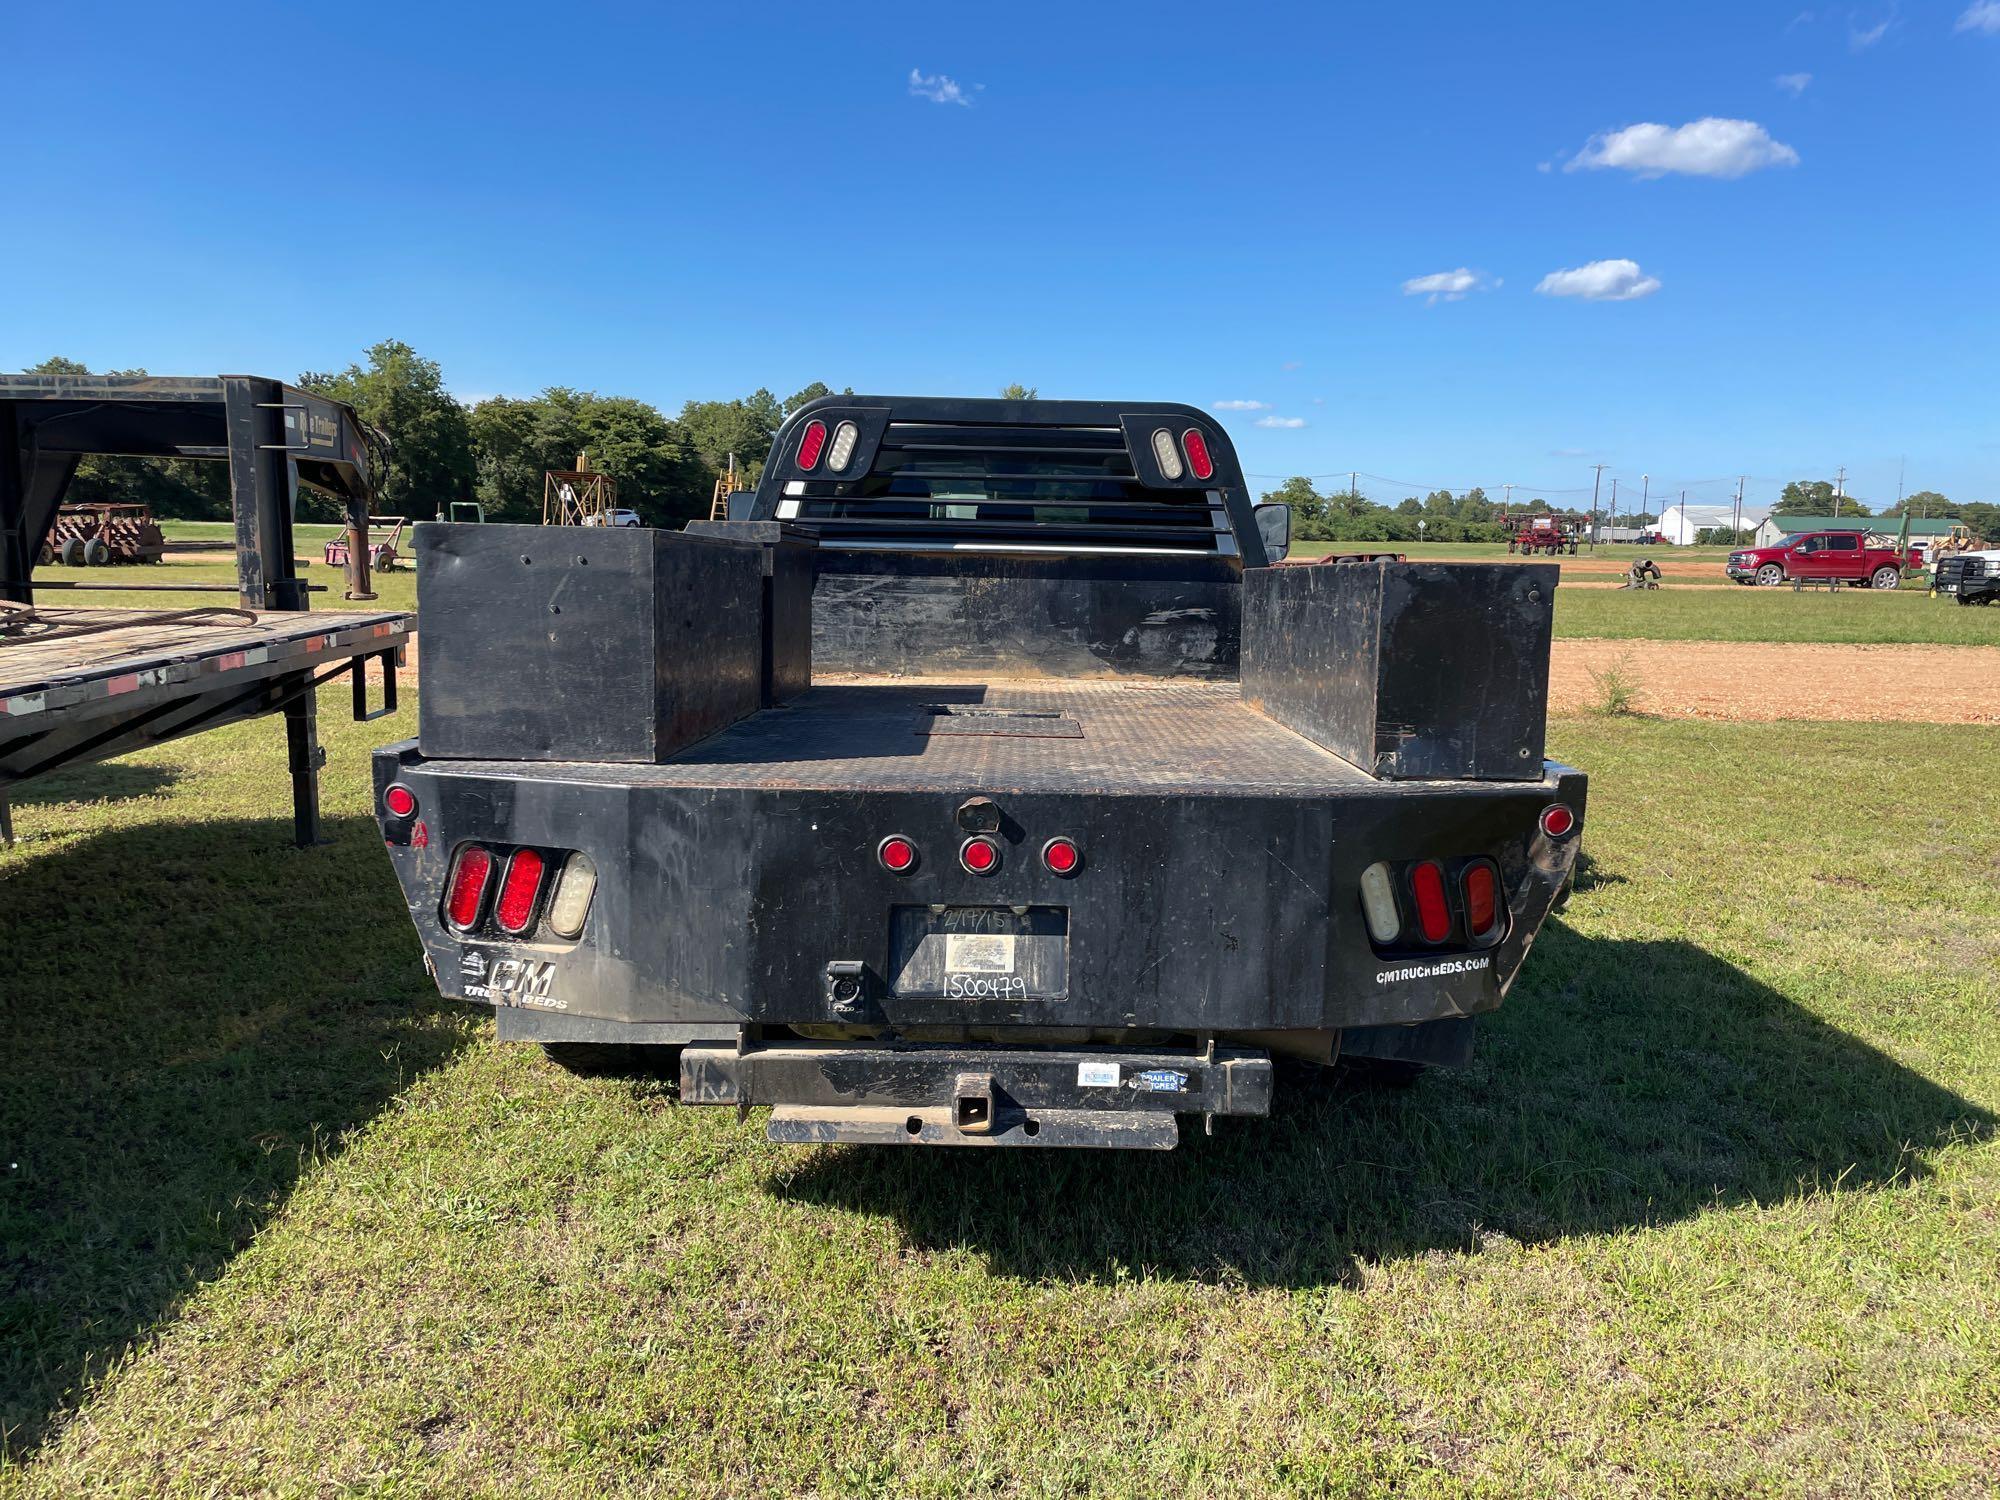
[
  {"x1": 1773, "y1": 479, "x2": 1871, "y2": 518},
  {"x1": 299, "y1": 341, "x2": 473, "y2": 516},
  {"x1": 469, "y1": 389, "x2": 705, "y2": 526},
  {"x1": 998, "y1": 384, "x2": 1038, "y2": 400},
  {"x1": 1883, "y1": 490, "x2": 1955, "y2": 518},
  {"x1": 783, "y1": 382, "x2": 852, "y2": 415},
  {"x1": 1261, "y1": 476, "x2": 1328, "y2": 538}
]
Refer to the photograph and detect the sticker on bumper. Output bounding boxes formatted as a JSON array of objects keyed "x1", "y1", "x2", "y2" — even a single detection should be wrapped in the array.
[{"x1": 1375, "y1": 954, "x2": 1490, "y2": 985}]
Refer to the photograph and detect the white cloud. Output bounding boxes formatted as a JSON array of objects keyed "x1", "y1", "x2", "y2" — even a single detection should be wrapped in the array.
[
  {"x1": 1775, "y1": 71, "x2": 1813, "y2": 94},
  {"x1": 1255, "y1": 416, "x2": 1307, "y2": 429},
  {"x1": 908, "y1": 68, "x2": 975, "y2": 106},
  {"x1": 1281, "y1": 360, "x2": 1303, "y2": 371},
  {"x1": 1849, "y1": 12, "x2": 1891, "y2": 49},
  {"x1": 1400, "y1": 267, "x2": 1499, "y2": 305},
  {"x1": 1957, "y1": 1, "x2": 2000, "y2": 32},
  {"x1": 1211, "y1": 399, "x2": 1270, "y2": 412},
  {"x1": 1565, "y1": 118, "x2": 1798, "y2": 179},
  {"x1": 1535, "y1": 259, "x2": 1662, "y2": 302}
]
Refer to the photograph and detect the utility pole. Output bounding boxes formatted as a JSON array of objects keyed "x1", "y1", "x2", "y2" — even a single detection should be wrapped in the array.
[
  {"x1": 1833, "y1": 465, "x2": 1846, "y2": 519},
  {"x1": 1734, "y1": 476, "x2": 1745, "y2": 541},
  {"x1": 1610, "y1": 477, "x2": 1619, "y2": 531},
  {"x1": 1590, "y1": 464, "x2": 1608, "y2": 546},
  {"x1": 1503, "y1": 482, "x2": 1515, "y2": 512},
  {"x1": 1350, "y1": 471, "x2": 1357, "y2": 500},
  {"x1": 1641, "y1": 474, "x2": 1650, "y2": 530}
]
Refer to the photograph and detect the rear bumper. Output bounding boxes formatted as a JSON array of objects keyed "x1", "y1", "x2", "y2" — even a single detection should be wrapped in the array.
[{"x1": 373, "y1": 741, "x2": 1584, "y2": 1039}]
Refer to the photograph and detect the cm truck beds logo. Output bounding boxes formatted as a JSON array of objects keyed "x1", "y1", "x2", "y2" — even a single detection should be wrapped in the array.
[
  {"x1": 459, "y1": 949, "x2": 563, "y2": 1008},
  {"x1": 1376, "y1": 954, "x2": 1490, "y2": 985}
]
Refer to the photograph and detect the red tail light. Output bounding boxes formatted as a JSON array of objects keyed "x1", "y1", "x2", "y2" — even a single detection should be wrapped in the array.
[
  {"x1": 1409, "y1": 860, "x2": 1451, "y2": 944},
  {"x1": 1182, "y1": 427, "x2": 1215, "y2": 481},
  {"x1": 1042, "y1": 837, "x2": 1081, "y2": 875},
  {"x1": 796, "y1": 419, "x2": 828, "y2": 471},
  {"x1": 445, "y1": 845, "x2": 494, "y2": 930},
  {"x1": 383, "y1": 783, "x2": 417, "y2": 818},
  {"x1": 878, "y1": 835, "x2": 918, "y2": 873},
  {"x1": 1540, "y1": 804, "x2": 1576, "y2": 838},
  {"x1": 960, "y1": 836, "x2": 1001, "y2": 875},
  {"x1": 1462, "y1": 861, "x2": 1501, "y2": 944},
  {"x1": 495, "y1": 849, "x2": 546, "y2": 935}
]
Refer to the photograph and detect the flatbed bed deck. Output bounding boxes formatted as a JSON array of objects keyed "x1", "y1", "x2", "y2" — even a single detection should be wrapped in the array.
[{"x1": 428, "y1": 676, "x2": 1385, "y2": 796}]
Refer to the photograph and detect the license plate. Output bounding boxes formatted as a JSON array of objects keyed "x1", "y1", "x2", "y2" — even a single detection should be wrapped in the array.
[{"x1": 888, "y1": 905, "x2": 1069, "y2": 1000}]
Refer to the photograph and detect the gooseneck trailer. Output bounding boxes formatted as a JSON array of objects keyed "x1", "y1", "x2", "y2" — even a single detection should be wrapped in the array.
[
  {"x1": 0, "y1": 375, "x2": 409, "y2": 845},
  {"x1": 374, "y1": 397, "x2": 1583, "y2": 1149}
]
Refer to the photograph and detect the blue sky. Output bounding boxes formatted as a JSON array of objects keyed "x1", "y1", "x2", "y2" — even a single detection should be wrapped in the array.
[{"x1": 7, "y1": 1, "x2": 1996, "y2": 511}]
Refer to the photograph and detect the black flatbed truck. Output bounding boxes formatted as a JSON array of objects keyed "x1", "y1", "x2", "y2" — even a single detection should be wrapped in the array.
[{"x1": 375, "y1": 397, "x2": 1584, "y2": 1149}]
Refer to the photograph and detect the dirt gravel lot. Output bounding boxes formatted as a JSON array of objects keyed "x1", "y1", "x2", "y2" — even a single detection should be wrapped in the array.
[{"x1": 1550, "y1": 638, "x2": 2000, "y2": 722}]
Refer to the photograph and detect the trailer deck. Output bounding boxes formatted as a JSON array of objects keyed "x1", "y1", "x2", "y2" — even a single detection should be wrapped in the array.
[{"x1": 1, "y1": 606, "x2": 406, "y2": 789}]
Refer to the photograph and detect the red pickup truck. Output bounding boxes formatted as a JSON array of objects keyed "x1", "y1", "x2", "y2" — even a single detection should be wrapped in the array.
[{"x1": 1726, "y1": 532, "x2": 1913, "y2": 588}]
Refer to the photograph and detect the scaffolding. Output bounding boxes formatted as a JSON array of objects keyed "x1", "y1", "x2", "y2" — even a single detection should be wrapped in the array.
[{"x1": 542, "y1": 452, "x2": 617, "y2": 526}]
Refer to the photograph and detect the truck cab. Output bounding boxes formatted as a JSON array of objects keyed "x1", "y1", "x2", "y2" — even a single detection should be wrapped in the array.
[{"x1": 373, "y1": 397, "x2": 1584, "y2": 1150}]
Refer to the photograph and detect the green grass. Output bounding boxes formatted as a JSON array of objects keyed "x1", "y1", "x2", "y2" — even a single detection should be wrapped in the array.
[
  {"x1": 1554, "y1": 585, "x2": 2000, "y2": 645},
  {"x1": 2, "y1": 698, "x2": 1996, "y2": 1495},
  {"x1": 29, "y1": 554, "x2": 418, "y2": 615}
]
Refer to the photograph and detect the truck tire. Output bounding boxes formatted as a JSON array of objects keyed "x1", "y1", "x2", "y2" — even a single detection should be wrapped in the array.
[
  {"x1": 83, "y1": 538, "x2": 111, "y2": 566},
  {"x1": 540, "y1": 1042, "x2": 679, "y2": 1079},
  {"x1": 1870, "y1": 566, "x2": 1900, "y2": 590},
  {"x1": 1756, "y1": 563, "x2": 1783, "y2": 586},
  {"x1": 60, "y1": 537, "x2": 85, "y2": 566}
]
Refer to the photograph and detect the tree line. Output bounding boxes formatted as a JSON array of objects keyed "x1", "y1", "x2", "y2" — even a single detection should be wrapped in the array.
[
  {"x1": 1259, "y1": 476, "x2": 1625, "y2": 544},
  {"x1": 31, "y1": 348, "x2": 1993, "y2": 543},
  {"x1": 1263, "y1": 473, "x2": 1992, "y2": 547}
]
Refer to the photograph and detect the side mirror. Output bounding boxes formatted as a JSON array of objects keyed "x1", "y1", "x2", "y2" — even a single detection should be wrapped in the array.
[{"x1": 1252, "y1": 502, "x2": 1292, "y2": 562}]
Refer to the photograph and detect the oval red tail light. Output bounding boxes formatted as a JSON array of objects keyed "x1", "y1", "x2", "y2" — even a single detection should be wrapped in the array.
[
  {"x1": 445, "y1": 845, "x2": 494, "y2": 930},
  {"x1": 878, "y1": 835, "x2": 918, "y2": 873},
  {"x1": 1181, "y1": 427, "x2": 1215, "y2": 481},
  {"x1": 383, "y1": 783, "x2": 417, "y2": 818},
  {"x1": 1042, "y1": 837, "x2": 1081, "y2": 875},
  {"x1": 1540, "y1": 804, "x2": 1576, "y2": 838},
  {"x1": 1462, "y1": 861, "x2": 1501, "y2": 943},
  {"x1": 494, "y1": 849, "x2": 547, "y2": 935},
  {"x1": 1409, "y1": 860, "x2": 1451, "y2": 944},
  {"x1": 960, "y1": 836, "x2": 1001, "y2": 875},
  {"x1": 796, "y1": 419, "x2": 828, "y2": 471}
]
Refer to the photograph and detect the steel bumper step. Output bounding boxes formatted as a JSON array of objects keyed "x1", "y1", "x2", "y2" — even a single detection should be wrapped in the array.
[
  {"x1": 681, "y1": 1041, "x2": 1273, "y2": 1150},
  {"x1": 766, "y1": 1104, "x2": 1180, "y2": 1149}
]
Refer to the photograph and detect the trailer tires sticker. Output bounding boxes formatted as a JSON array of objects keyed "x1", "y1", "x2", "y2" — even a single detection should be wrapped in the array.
[{"x1": 1077, "y1": 1061, "x2": 1120, "y2": 1087}]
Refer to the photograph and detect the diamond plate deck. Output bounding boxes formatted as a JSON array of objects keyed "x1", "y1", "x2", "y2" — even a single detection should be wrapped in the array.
[{"x1": 431, "y1": 676, "x2": 1381, "y2": 796}]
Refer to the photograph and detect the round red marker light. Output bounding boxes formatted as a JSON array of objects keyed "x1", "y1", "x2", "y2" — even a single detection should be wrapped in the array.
[
  {"x1": 383, "y1": 783, "x2": 417, "y2": 818},
  {"x1": 1540, "y1": 804, "x2": 1577, "y2": 838},
  {"x1": 796, "y1": 419, "x2": 828, "y2": 471},
  {"x1": 1042, "y1": 837, "x2": 1081, "y2": 875},
  {"x1": 878, "y1": 835, "x2": 918, "y2": 873},
  {"x1": 960, "y1": 836, "x2": 1001, "y2": 875}
]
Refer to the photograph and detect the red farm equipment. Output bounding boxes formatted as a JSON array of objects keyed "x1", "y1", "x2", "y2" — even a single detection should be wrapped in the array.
[
  {"x1": 324, "y1": 515, "x2": 409, "y2": 573},
  {"x1": 1502, "y1": 512, "x2": 1577, "y2": 556},
  {"x1": 39, "y1": 503, "x2": 168, "y2": 566}
]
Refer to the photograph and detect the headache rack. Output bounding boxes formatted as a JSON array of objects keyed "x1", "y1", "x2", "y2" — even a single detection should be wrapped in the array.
[{"x1": 751, "y1": 398, "x2": 1265, "y2": 562}]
